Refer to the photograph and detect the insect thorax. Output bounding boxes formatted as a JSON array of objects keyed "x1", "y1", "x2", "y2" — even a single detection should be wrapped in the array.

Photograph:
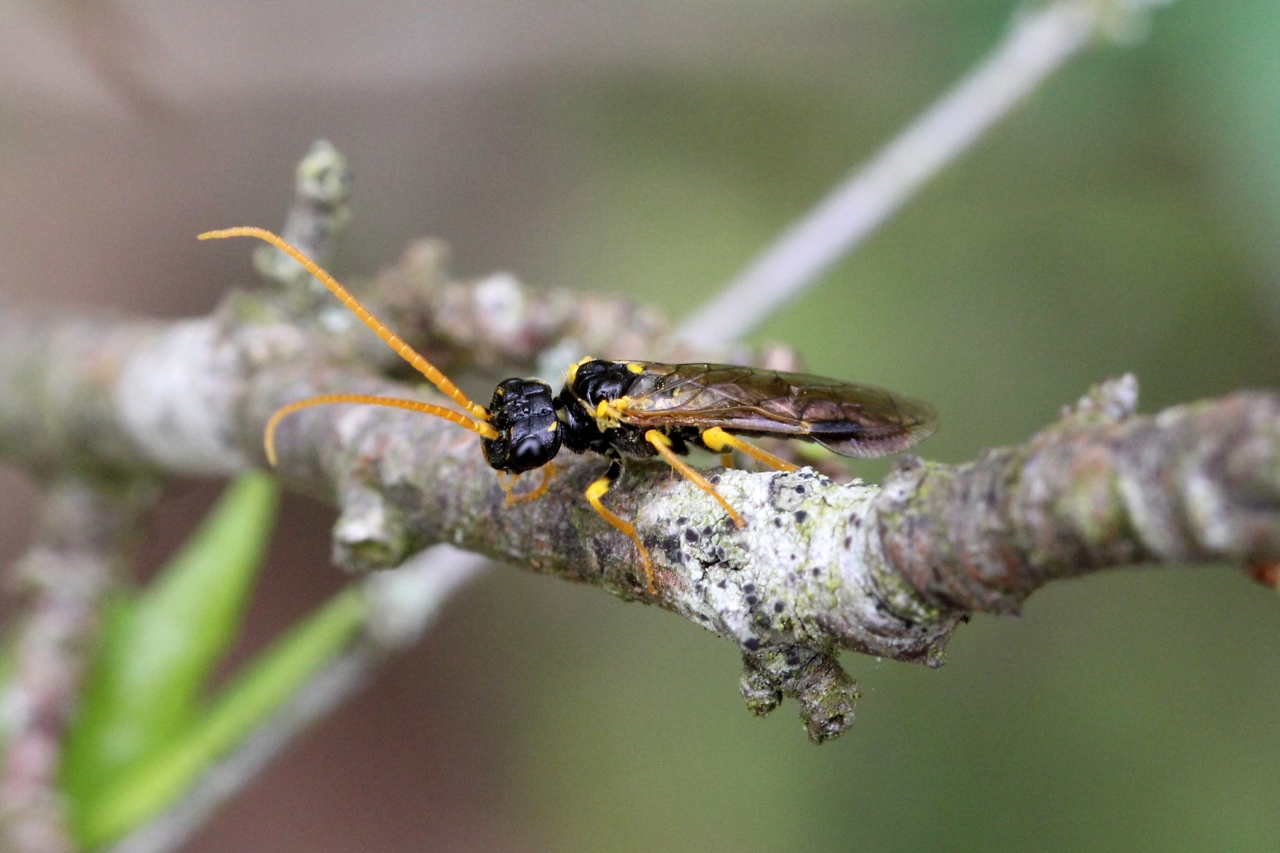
[{"x1": 556, "y1": 359, "x2": 695, "y2": 460}]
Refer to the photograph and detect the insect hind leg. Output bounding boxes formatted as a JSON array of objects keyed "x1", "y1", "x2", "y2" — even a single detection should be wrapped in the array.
[
  {"x1": 645, "y1": 430, "x2": 745, "y2": 529},
  {"x1": 700, "y1": 426, "x2": 798, "y2": 472},
  {"x1": 584, "y1": 460, "x2": 657, "y2": 594}
]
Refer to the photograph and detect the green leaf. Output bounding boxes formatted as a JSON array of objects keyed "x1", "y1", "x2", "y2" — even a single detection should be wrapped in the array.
[
  {"x1": 62, "y1": 473, "x2": 279, "y2": 804},
  {"x1": 72, "y1": 587, "x2": 368, "y2": 849}
]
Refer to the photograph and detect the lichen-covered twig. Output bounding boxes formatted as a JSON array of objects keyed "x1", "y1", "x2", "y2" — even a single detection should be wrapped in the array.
[
  {"x1": 0, "y1": 291, "x2": 1274, "y2": 742},
  {"x1": 0, "y1": 478, "x2": 153, "y2": 853},
  {"x1": 252, "y1": 140, "x2": 353, "y2": 299}
]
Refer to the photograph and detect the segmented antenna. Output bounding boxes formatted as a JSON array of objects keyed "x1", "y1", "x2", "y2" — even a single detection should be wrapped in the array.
[
  {"x1": 263, "y1": 394, "x2": 499, "y2": 465},
  {"x1": 198, "y1": 226, "x2": 492, "y2": 423}
]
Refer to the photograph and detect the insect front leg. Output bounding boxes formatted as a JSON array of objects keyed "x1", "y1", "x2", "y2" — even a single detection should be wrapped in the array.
[
  {"x1": 584, "y1": 459, "x2": 657, "y2": 594},
  {"x1": 502, "y1": 462, "x2": 558, "y2": 506}
]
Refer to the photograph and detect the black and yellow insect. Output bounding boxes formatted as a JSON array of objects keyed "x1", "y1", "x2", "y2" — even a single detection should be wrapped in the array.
[{"x1": 200, "y1": 227, "x2": 937, "y2": 593}]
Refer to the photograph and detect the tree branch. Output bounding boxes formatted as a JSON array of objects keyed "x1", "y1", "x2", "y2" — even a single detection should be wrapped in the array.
[{"x1": 0, "y1": 292, "x2": 1273, "y2": 742}]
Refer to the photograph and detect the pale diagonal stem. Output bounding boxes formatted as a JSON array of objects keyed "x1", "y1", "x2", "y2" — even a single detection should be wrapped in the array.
[{"x1": 676, "y1": 0, "x2": 1100, "y2": 345}]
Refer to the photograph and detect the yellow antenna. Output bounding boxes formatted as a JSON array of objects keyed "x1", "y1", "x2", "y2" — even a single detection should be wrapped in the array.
[
  {"x1": 199, "y1": 227, "x2": 492, "y2": 423},
  {"x1": 263, "y1": 394, "x2": 498, "y2": 465}
]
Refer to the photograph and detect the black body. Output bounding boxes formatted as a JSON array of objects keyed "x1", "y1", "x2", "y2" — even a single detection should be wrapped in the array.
[{"x1": 479, "y1": 358, "x2": 936, "y2": 474}]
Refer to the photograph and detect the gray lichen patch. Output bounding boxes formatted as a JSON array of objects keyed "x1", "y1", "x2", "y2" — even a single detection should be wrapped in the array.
[
  {"x1": 630, "y1": 464, "x2": 955, "y2": 675},
  {"x1": 333, "y1": 483, "x2": 412, "y2": 571},
  {"x1": 114, "y1": 320, "x2": 250, "y2": 475}
]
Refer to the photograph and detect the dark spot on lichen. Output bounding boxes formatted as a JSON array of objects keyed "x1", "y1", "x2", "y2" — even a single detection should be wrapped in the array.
[
  {"x1": 795, "y1": 486, "x2": 805, "y2": 494},
  {"x1": 785, "y1": 652, "x2": 800, "y2": 666},
  {"x1": 790, "y1": 553, "x2": 796, "y2": 561},
  {"x1": 773, "y1": 517, "x2": 782, "y2": 527},
  {"x1": 853, "y1": 517, "x2": 862, "y2": 528},
  {"x1": 843, "y1": 536, "x2": 851, "y2": 549},
  {"x1": 676, "y1": 516, "x2": 688, "y2": 525},
  {"x1": 743, "y1": 583, "x2": 755, "y2": 593},
  {"x1": 702, "y1": 525, "x2": 713, "y2": 536},
  {"x1": 812, "y1": 568, "x2": 821, "y2": 577},
  {"x1": 773, "y1": 601, "x2": 785, "y2": 613},
  {"x1": 684, "y1": 529, "x2": 699, "y2": 543},
  {"x1": 745, "y1": 594, "x2": 759, "y2": 606},
  {"x1": 656, "y1": 534, "x2": 682, "y2": 565},
  {"x1": 710, "y1": 475, "x2": 721, "y2": 485},
  {"x1": 794, "y1": 510, "x2": 807, "y2": 523},
  {"x1": 743, "y1": 637, "x2": 760, "y2": 651},
  {"x1": 717, "y1": 579, "x2": 727, "y2": 589}
]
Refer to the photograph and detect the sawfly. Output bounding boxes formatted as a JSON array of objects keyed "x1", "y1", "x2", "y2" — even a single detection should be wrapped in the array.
[{"x1": 200, "y1": 227, "x2": 937, "y2": 593}]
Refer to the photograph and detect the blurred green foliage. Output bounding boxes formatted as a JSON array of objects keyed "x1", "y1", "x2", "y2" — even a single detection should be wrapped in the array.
[
  {"x1": 63, "y1": 474, "x2": 280, "y2": 799},
  {"x1": 58, "y1": 474, "x2": 368, "y2": 849},
  {"x1": 473, "y1": 1, "x2": 1280, "y2": 851}
]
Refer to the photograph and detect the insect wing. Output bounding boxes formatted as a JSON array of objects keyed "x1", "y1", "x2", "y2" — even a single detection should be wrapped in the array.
[{"x1": 618, "y1": 363, "x2": 936, "y2": 458}]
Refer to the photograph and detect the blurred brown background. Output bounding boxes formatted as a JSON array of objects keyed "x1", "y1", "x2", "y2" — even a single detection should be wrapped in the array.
[{"x1": 1, "y1": 1, "x2": 1279, "y2": 851}]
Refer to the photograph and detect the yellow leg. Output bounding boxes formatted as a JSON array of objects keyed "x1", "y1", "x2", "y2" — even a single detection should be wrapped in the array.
[
  {"x1": 497, "y1": 471, "x2": 518, "y2": 506},
  {"x1": 645, "y1": 430, "x2": 745, "y2": 529},
  {"x1": 701, "y1": 426, "x2": 798, "y2": 472},
  {"x1": 719, "y1": 453, "x2": 735, "y2": 469},
  {"x1": 505, "y1": 462, "x2": 557, "y2": 506},
  {"x1": 585, "y1": 461, "x2": 657, "y2": 594}
]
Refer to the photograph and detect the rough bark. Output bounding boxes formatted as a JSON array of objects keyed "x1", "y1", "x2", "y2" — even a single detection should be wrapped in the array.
[{"x1": 0, "y1": 252, "x2": 1274, "y2": 743}]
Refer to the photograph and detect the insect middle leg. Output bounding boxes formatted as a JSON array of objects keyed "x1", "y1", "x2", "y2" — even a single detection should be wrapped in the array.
[
  {"x1": 585, "y1": 459, "x2": 657, "y2": 593},
  {"x1": 700, "y1": 426, "x2": 798, "y2": 472},
  {"x1": 644, "y1": 430, "x2": 745, "y2": 529}
]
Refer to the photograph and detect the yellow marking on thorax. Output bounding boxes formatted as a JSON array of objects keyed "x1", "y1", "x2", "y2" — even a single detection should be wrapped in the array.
[
  {"x1": 626, "y1": 362, "x2": 645, "y2": 374},
  {"x1": 593, "y1": 396, "x2": 633, "y2": 431},
  {"x1": 566, "y1": 356, "x2": 595, "y2": 385}
]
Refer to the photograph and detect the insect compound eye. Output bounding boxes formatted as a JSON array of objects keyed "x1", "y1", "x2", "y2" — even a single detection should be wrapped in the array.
[{"x1": 510, "y1": 435, "x2": 551, "y2": 473}]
